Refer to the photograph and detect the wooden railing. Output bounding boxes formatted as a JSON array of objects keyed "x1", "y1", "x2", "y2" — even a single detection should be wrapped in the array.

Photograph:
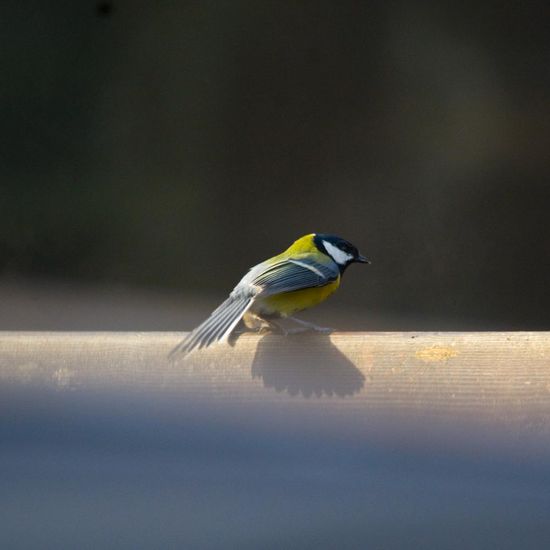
[{"x1": 2, "y1": 331, "x2": 549, "y2": 430}]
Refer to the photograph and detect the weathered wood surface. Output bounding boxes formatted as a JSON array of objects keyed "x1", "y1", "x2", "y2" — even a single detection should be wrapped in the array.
[
  {"x1": 1, "y1": 331, "x2": 549, "y2": 429},
  {"x1": 3, "y1": 331, "x2": 550, "y2": 549}
]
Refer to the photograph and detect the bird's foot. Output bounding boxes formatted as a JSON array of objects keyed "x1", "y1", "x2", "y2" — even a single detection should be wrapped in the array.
[
  {"x1": 251, "y1": 317, "x2": 286, "y2": 335},
  {"x1": 287, "y1": 317, "x2": 334, "y2": 334},
  {"x1": 247, "y1": 316, "x2": 334, "y2": 336}
]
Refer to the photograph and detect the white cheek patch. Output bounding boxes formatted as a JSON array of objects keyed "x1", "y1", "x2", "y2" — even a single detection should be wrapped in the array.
[{"x1": 323, "y1": 240, "x2": 353, "y2": 265}]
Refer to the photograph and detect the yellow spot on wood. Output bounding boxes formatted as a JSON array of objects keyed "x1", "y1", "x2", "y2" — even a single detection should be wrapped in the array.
[{"x1": 415, "y1": 346, "x2": 458, "y2": 363}]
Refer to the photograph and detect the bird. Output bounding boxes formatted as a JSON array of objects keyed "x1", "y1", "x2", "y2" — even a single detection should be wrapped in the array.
[{"x1": 169, "y1": 233, "x2": 369, "y2": 356}]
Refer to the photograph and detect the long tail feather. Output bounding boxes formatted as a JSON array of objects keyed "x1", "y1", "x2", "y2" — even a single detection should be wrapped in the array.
[
  {"x1": 202, "y1": 298, "x2": 244, "y2": 348},
  {"x1": 169, "y1": 295, "x2": 253, "y2": 357}
]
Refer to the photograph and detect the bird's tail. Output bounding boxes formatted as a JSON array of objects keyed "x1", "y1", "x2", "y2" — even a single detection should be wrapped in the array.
[{"x1": 169, "y1": 295, "x2": 253, "y2": 357}]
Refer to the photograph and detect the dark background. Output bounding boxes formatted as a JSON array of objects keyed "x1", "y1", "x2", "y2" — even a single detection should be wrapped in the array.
[{"x1": 1, "y1": 0, "x2": 549, "y2": 328}]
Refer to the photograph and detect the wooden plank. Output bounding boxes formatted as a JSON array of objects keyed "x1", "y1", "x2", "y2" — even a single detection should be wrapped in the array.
[
  {"x1": 1, "y1": 332, "x2": 549, "y2": 430},
  {"x1": 4, "y1": 332, "x2": 550, "y2": 548}
]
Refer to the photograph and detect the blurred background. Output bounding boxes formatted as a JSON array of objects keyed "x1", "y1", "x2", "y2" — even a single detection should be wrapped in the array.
[{"x1": 1, "y1": 0, "x2": 549, "y2": 329}]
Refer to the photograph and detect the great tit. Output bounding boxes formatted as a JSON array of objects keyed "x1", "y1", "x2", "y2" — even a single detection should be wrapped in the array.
[{"x1": 170, "y1": 233, "x2": 369, "y2": 355}]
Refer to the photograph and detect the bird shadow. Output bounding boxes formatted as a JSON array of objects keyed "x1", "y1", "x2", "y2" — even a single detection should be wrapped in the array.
[{"x1": 250, "y1": 333, "x2": 365, "y2": 398}]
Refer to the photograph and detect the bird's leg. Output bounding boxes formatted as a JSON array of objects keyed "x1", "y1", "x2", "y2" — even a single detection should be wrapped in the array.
[
  {"x1": 258, "y1": 318, "x2": 287, "y2": 335},
  {"x1": 286, "y1": 316, "x2": 334, "y2": 334},
  {"x1": 242, "y1": 312, "x2": 286, "y2": 335},
  {"x1": 241, "y1": 312, "x2": 333, "y2": 335}
]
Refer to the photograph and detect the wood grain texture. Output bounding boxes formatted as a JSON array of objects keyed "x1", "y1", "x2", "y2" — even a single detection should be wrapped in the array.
[{"x1": 1, "y1": 332, "x2": 549, "y2": 429}]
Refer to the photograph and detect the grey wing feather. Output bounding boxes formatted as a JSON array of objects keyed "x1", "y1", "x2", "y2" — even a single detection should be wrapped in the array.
[
  {"x1": 251, "y1": 258, "x2": 338, "y2": 296},
  {"x1": 168, "y1": 293, "x2": 254, "y2": 357}
]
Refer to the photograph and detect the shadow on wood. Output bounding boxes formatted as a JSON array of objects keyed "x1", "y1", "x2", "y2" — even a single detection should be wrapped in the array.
[{"x1": 251, "y1": 333, "x2": 365, "y2": 398}]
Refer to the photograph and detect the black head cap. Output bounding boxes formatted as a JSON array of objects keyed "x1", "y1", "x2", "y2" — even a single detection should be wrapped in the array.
[{"x1": 313, "y1": 234, "x2": 370, "y2": 272}]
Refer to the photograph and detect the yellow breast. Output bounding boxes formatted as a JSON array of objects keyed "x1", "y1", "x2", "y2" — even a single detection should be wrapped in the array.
[{"x1": 254, "y1": 277, "x2": 340, "y2": 317}]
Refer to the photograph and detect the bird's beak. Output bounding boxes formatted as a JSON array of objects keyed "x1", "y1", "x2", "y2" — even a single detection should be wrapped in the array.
[{"x1": 356, "y1": 254, "x2": 371, "y2": 264}]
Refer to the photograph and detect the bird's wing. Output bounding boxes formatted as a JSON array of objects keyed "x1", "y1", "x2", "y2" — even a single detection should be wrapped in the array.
[
  {"x1": 168, "y1": 293, "x2": 253, "y2": 356},
  {"x1": 234, "y1": 255, "x2": 339, "y2": 297}
]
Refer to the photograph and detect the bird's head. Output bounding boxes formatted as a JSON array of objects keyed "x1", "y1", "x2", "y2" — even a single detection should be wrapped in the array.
[{"x1": 313, "y1": 234, "x2": 370, "y2": 271}]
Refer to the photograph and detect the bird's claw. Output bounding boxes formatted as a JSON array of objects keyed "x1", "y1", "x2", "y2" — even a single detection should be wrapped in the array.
[{"x1": 287, "y1": 317, "x2": 334, "y2": 334}]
